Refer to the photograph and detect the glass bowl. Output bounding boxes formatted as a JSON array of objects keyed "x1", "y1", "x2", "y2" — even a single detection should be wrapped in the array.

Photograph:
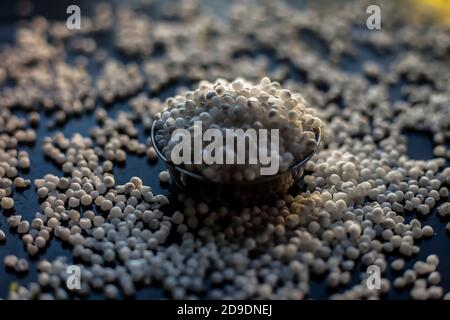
[{"x1": 151, "y1": 122, "x2": 321, "y2": 205}]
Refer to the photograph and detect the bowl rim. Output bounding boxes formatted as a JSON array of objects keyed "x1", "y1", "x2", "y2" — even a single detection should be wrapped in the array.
[{"x1": 151, "y1": 119, "x2": 322, "y2": 185}]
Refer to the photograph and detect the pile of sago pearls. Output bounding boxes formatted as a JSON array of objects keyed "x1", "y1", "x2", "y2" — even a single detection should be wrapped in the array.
[{"x1": 153, "y1": 78, "x2": 322, "y2": 182}]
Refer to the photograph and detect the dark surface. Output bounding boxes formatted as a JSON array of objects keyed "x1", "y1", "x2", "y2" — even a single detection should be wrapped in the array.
[{"x1": 0, "y1": 0, "x2": 449, "y2": 300}]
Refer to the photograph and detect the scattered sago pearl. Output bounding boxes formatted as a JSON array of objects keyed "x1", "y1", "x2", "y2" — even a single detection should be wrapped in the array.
[
  {"x1": 116, "y1": 150, "x2": 126, "y2": 162},
  {"x1": 7, "y1": 215, "x2": 21, "y2": 228},
  {"x1": 171, "y1": 211, "x2": 184, "y2": 224},
  {"x1": 147, "y1": 147, "x2": 157, "y2": 160},
  {"x1": 80, "y1": 218, "x2": 92, "y2": 230},
  {"x1": 68, "y1": 197, "x2": 80, "y2": 208},
  {"x1": 1, "y1": 197, "x2": 14, "y2": 209},
  {"x1": 426, "y1": 254, "x2": 439, "y2": 266},
  {"x1": 17, "y1": 221, "x2": 30, "y2": 234},
  {"x1": 15, "y1": 258, "x2": 29, "y2": 273},
  {"x1": 391, "y1": 259, "x2": 405, "y2": 272},
  {"x1": 104, "y1": 176, "x2": 115, "y2": 188},
  {"x1": 159, "y1": 170, "x2": 170, "y2": 183},
  {"x1": 100, "y1": 199, "x2": 113, "y2": 211},
  {"x1": 428, "y1": 271, "x2": 441, "y2": 285},
  {"x1": 422, "y1": 226, "x2": 434, "y2": 237},
  {"x1": 35, "y1": 236, "x2": 47, "y2": 249},
  {"x1": 81, "y1": 194, "x2": 93, "y2": 206},
  {"x1": 4, "y1": 255, "x2": 18, "y2": 269}
]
